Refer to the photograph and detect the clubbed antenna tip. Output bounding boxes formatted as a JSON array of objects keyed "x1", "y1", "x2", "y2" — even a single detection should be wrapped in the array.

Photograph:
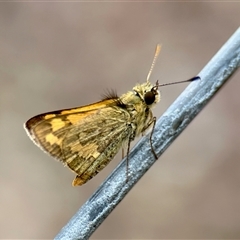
[{"x1": 157, "y1": 76, "x2": 201, "y2": 88}]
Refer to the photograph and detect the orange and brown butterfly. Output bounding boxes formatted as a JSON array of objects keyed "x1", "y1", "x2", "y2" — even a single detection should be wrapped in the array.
[{"x1": 24, "y1": 45, "x2": 199, "y2": 186}]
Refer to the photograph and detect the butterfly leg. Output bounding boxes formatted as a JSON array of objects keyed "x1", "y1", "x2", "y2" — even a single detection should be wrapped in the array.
[
  {"x1": 122, "y1": 147, "x2": 125, "y2": 159},
  {"x1": 143, "y1": 116, "x2": 158, "y2": 160},
  {"x1": 125, "y1": 136, "x2": 131, "y2": 184}
]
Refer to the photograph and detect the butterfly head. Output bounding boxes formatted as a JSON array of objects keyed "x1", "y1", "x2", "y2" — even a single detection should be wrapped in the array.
[{"x1": 133, "y1": 80, "x2": 160, "y2": 107}]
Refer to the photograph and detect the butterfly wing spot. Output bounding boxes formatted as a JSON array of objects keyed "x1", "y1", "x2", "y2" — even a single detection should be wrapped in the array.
[
  {"x1": 50, "y1": 118, "x2": 66, "y2": 132},
  {"x1": 45, "y1": 133, "x2": 62, "y2": 145},
  {"x1": 44, "y1": 114, "x2": 56, "y2": 120}
]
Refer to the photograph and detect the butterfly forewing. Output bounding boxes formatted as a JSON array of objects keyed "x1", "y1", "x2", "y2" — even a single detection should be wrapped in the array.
[
  {"x1": 25, "y1": 99, "x2": 118, "y2": 158},
  {"x1": 25, "y1": 99, "x2": 133, "y2": 185}
]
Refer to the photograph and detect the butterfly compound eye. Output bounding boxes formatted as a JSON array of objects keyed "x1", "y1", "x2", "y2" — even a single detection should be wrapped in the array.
[{"x1": 144, "y1": 91, "x2": 156, "y2": 105}]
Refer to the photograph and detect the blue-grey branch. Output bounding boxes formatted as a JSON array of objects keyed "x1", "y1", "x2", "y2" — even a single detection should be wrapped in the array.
[{"x1": 55, "y1": 27, "x2": 240, "y2": 240}]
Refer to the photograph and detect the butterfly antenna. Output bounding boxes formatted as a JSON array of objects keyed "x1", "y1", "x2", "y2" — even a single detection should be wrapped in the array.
[
  {"x1": 146, "y1": 44, "x2": 161, "y2": 82},
  {"x1": 157, "y1": 76, "x2": 200, "y2": 87}
]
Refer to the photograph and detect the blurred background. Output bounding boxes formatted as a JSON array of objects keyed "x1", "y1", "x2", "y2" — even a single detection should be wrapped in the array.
[{"x1": 0, "y1": 2, "x2": 240, "y2": 239}]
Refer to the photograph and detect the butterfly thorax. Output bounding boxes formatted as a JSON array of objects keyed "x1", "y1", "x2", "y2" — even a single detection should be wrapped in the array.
[{"x1": 120, "y1": 81, "x2": 160, "y2": 137}]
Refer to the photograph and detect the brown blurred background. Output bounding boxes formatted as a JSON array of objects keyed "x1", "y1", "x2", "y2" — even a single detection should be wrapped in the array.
[{"x1": 0, "y1": 2, "x2": 240, "y2": 239}]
